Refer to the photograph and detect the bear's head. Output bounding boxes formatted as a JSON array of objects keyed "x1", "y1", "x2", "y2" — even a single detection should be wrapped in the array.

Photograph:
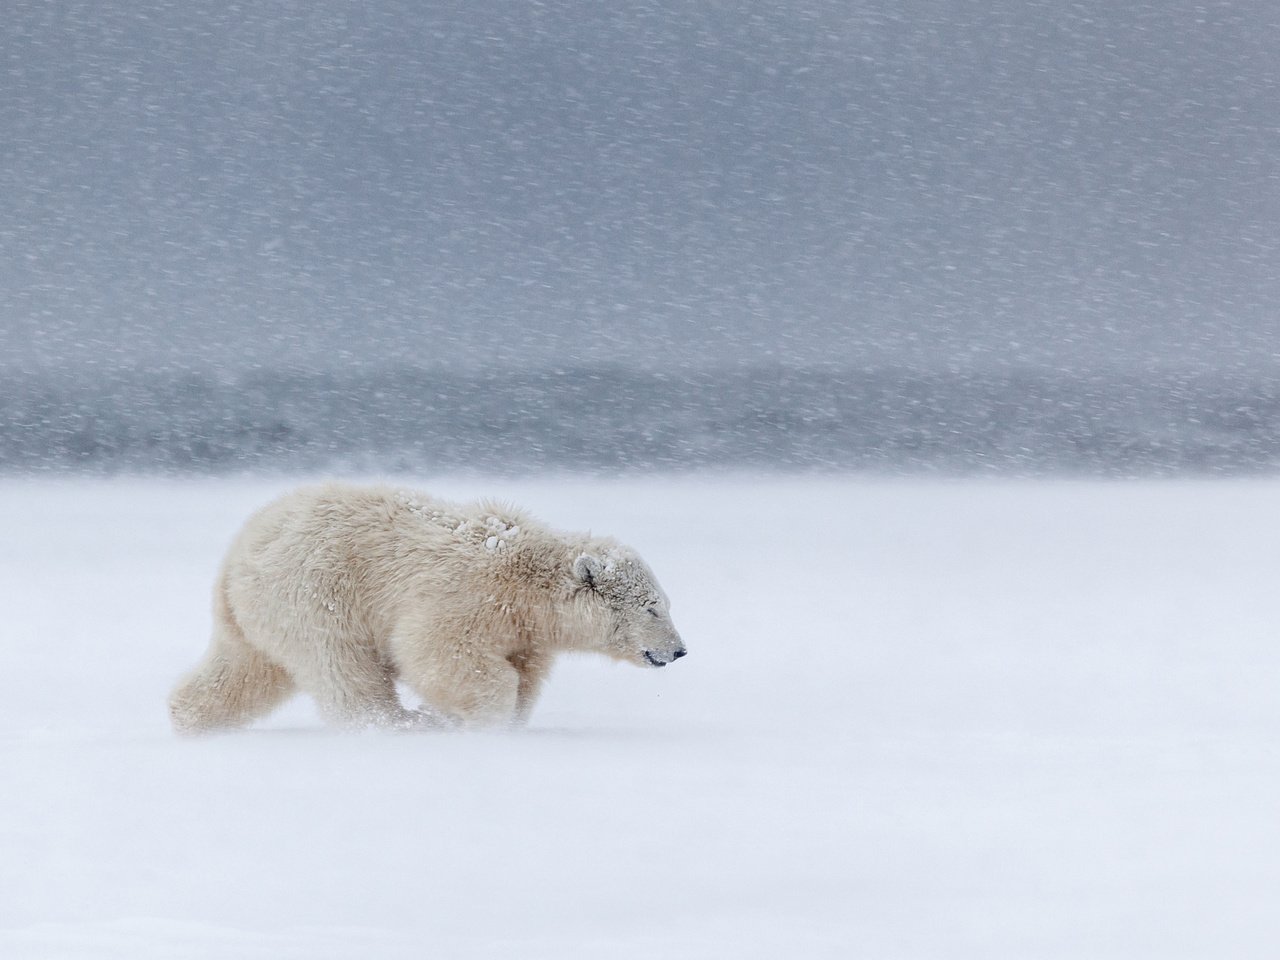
[{"x1": 573, "y1": 547, "x2": 686, "y2": 668}]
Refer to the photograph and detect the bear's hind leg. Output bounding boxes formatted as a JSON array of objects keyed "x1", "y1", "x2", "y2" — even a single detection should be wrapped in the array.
[
  {"x1": 400, "y1": 651, "x2": 522, "y2": 729},
  {"x1": 169, "y1": 632, "x2": 295, "y2": 734},
  {"x1": 291, "y1": 646, "x2": 428, "y2": 730}
]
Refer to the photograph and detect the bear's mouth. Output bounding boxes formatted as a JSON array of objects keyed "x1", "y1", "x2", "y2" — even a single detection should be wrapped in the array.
[{"x1": 643, "y1": 651, "x2": 667, "y2": 667}]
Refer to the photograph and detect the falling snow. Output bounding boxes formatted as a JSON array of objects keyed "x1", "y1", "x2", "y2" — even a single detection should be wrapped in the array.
[
  {"x1": 0, "y1": 1, "x2": 1278, "y2": 477},
  {"x1": 3, "y1": 3, "x2": 1280, "y2": 957}
]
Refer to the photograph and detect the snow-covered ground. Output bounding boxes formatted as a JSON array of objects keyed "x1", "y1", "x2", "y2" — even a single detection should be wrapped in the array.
[{"x1": 3, "y1": 475, "x2": 1279, "y2": 958}]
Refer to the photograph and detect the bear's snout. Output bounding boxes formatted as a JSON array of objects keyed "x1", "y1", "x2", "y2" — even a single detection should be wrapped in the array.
[{"x1": 643, "y1": 646, "x2": 688, "y2": 667}]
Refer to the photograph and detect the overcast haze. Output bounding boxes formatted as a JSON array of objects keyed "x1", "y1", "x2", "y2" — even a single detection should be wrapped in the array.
[{"x1": 4, "y1": 0, "x2": 1279, "y2": 376}]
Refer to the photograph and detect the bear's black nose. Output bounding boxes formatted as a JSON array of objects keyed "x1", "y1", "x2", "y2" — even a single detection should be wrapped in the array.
[{"x1": 672, "y1": 648, "x2": 687, "y2": 660}]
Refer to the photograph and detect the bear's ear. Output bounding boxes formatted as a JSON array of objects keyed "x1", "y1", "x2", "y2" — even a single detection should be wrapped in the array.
[{"x1": 574, "y1": 553, "x2": 604, "y2": 590}]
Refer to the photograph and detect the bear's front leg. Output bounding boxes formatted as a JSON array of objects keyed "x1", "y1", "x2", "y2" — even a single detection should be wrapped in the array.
[{"x1": 509, "y1": 650, "x2": 552, "y2": 726}]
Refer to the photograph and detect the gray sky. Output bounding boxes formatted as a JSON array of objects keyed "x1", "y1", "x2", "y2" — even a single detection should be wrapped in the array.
[{"x1": 3, "y1": 0, "x2": 1279, "y2": 374}]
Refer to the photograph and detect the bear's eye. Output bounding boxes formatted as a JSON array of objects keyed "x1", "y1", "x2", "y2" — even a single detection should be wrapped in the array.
[{"x1": 647, "y1": 607, "x2": 661, "y2": 618}]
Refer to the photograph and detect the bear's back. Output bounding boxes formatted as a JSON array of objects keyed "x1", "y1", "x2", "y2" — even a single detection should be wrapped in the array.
[{"x1": 225, "y1": 484, "x2": 579, "y2": 613}]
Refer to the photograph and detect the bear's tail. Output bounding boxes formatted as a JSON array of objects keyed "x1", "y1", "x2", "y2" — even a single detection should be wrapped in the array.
[{"x1": 169, "y1": 580, "x2": 295, "y2": 734}]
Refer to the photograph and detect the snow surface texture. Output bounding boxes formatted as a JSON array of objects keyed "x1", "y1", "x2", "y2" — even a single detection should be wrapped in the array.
[{"x1": 2, "y1": 477, "x2": 1278, "y2": 958}]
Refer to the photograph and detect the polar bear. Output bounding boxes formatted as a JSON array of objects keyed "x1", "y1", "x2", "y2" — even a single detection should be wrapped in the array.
[{"x1": 169, "y1": 484, "x2": 686, "y2": 733}]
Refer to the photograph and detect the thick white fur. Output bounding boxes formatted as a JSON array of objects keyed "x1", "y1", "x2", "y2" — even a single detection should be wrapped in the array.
[{"x1": 169, "y1": 484, "x2": 685, "y2": 733}]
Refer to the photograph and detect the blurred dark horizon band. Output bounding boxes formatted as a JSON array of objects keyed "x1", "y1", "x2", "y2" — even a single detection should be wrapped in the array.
[{"x1": 4, "y1": 363, "x2": 1280, "y2": 477}]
